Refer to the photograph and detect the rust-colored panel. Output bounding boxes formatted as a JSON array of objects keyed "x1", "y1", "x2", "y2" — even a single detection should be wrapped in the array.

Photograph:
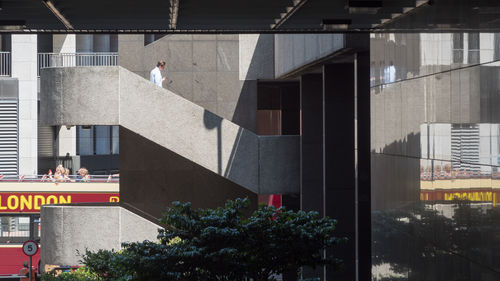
[{"x1": 257, "y1": 110, "x2": 281, "y2": 135}]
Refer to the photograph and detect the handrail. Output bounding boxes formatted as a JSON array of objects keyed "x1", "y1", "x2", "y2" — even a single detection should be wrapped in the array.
[
  {"x1": 0, "y1": 174, "x2": 119, "y2": 183},
  {"x1": 37, "y1": 52, "x2": 118, "y2": 76},
  {"x1": 0, "y1": 52, "x2": 11, "y2": 77}
]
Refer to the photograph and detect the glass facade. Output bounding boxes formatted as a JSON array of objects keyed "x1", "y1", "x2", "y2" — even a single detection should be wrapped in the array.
[{"x1": 371, "y1": 33, "x2": 500, "y2": 281}]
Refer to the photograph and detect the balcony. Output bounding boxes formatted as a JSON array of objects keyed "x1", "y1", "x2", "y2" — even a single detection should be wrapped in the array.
[
  {"x1": 38, "y1": 52, "x2": 119, "y2": 76},
  {"x1": 0, "y1": 52, "x2": 119, "y2": 77}
]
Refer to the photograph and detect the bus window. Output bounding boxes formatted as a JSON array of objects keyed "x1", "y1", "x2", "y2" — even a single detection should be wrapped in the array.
[{"x1": 0, "y1": 215, "x2": 40, "y2": 244}]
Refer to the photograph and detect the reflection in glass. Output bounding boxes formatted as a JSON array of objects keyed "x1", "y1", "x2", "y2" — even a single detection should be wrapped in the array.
[
  {"x1": 371, "y1": 33, "x2": 500, "y2": 280},
  {"x1": 421, "y1": 123, "x2": 500, "y2": 207},
  {"x1": 372, "y1": 201, "x2": 500, "y2": 281}
]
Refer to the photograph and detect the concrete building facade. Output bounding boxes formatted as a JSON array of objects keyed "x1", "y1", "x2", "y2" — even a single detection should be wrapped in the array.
[{"x1": 1, "y1": 30, "x2": 500, "y2": 281}]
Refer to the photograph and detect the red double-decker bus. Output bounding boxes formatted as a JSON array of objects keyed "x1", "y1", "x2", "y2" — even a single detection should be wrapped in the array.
[{"x1": 0, "y1": 175, "x2": 119, "y2": 276}]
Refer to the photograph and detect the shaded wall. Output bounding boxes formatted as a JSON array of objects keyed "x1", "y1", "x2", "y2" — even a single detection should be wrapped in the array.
[
  {"x1": 371, "y1": 33, "x2": 500, "y2": 281},
  {"x1": 274, "y1": 34, "x2": 344, "y2": 78},
  {"x1": 120, "y1": 127, "x2": 257, "y2": 217}
]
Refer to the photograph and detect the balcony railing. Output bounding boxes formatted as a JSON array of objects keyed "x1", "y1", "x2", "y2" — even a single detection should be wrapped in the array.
[
  {"x1": 38, "y1": 52, "x2": 118, "y2": 76},
  {"x1": 0, "y1": 52, "x2": 11, "y2": 77},
  {"x1": 0, "y1": 174, "x2": 119, "y2": 183}
]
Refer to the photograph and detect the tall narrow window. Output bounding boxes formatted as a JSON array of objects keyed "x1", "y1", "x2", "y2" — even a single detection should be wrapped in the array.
[
  {"x1": 77, "y1": 126, "x2": 93, "y2": 155},
  {"x1": 452, "y1": 33, "x2": 464, "y2": 64},
  {"x1": 494, "y1": 33, "x2": 500, "y2": 61},
  {"x1": 95, "y1": 126, "x2": 111, "y2": 155},
  {"x1": 468, "y1": 33, "x2": 480, "y2": 64},
  {"x1": 111, "y1": 126, "x2": 119, "y2": 154}
]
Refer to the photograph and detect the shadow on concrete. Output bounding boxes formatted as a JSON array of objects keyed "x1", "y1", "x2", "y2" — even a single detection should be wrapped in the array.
[{"x1": 119, "y1": 126, "x2": 257, "y2": 218}]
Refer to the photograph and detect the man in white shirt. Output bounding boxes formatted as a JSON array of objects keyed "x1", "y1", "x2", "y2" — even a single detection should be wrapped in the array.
[{"x1": 150, "y1": 61, "x2": 166, "y2": 87}]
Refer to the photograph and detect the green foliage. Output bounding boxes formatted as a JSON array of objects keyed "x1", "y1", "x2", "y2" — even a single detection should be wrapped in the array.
[
  {"x1": 40, "y1": 267, "x2": 99, "y2": 281},
  {"x1": 81, "y1": 198, "x2": 345, "y2": 281}
]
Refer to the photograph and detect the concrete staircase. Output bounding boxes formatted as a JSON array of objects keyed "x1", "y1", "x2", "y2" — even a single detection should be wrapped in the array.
[{"x1": 39, "y1": 66, "x2": 299, "y2": 197}]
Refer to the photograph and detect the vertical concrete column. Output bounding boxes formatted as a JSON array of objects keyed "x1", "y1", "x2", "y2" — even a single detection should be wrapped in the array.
[
  {"x1": 300, "y1": 73, "x2": 324, "y2": 280},
  {"x1": 53, "y1": 35, "x2": 77, "y2": 155},
  {"x1": 11, "y1": 35, "x2": 37, "y2": 175},
  {"x1": 355, "y1": 47, "x2": 372, "y2": 281},
  {"x1": 300, "y1": 74, "x2": 324, "y2": 213},
  {"x1": 323, "y1": 63, "x2": 356, "y2": 281},
  {"x1": 57, "y1": 126, "x2": 77, "y2": 157}
]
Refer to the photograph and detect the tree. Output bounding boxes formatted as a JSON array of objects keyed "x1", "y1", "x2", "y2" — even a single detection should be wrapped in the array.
[{"x1": 77, "y1": 198, "x2": 345, "y2": 281}]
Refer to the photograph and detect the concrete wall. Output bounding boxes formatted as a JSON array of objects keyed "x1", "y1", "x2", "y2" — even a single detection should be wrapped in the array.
[
  {"x1": 120, "y1": 127, "x2": 258, "y2": 217},
  {"x1": 39, "y1": 66, "x2": 299, "y2": 197},
  {"x1": 118, "y1": 34, "x2": 275, "y2": 132},
  {"x1": 41, "y1": 205, "x2": 161, "y2": 267},
  {"x1": 274, "y1": 34, "x2": 344, "y2": 78},
  {"x1": 258, "y1": 135, "x2": 300, "y2": 194}
]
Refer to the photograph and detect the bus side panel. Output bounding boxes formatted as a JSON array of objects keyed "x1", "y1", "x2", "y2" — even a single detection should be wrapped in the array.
[{"x1": 0, "y1": 247, "x2": 40, "y2": 275}]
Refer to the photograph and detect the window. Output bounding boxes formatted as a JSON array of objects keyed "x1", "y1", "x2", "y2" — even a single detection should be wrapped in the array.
[
  {"x1": 77, "y1": 126, "x2": 93, "y2": 155},
  {"x1": 95, "y1": 126, "x2": 111, "y2": 155},
  {"x1": 77, "y1": 126, "x2": 119, "y2": 156},
  {"x1": 0, "y1": 215, "x2": 39, "y2": 244},
  {"x1": 112, "y1": 126, "x2": 119, "y2": 154}
]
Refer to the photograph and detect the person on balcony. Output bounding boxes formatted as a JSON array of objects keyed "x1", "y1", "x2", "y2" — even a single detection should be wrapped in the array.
[
  {"x1": 63, "y1": 168, "x2": 71, "y2": 181},
  {"x1": 48, "y1": 164, "x2": 65, "y2": 182},
  {"x1": 150, "y1": 61, "x2": 166, "y2": 87},
  {"x1": 76, "y1": 168, "x2": 90, "y2": 182}
]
